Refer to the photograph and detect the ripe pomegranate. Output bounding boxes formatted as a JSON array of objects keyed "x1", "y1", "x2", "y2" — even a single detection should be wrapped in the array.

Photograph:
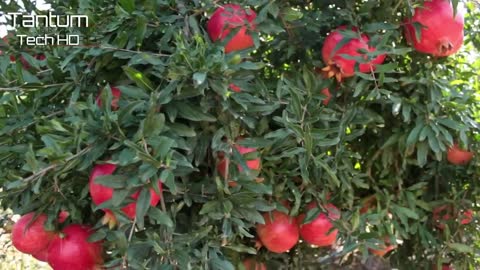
[
  {"x1": 298, "y1": 202, "x2": 340, "y2": 247},
  {"x1": 459, "y1": 209, "x2": 473, "y2": 225},
  {"x1": 321, "y1": 88, "x2": 332, "y2": 105},
  {"x1": 446, "y1": 144, "x2": 473, "y2": 165},
  {"x1": 89, "y1": 163, "x2": 163, "y2": 226},
  {"x1": 243, "y1": 258, "x2": 267, "y2": 270},
  {"x1": 96, "y1": 86, "x2": 121, "y2": 110},
  {"x1": 256, "y1": 209, "x2": 299, "y2": 253},
  {"x1": 207, "y1": 4, "x2": 257, "y2": 53},
  {"x1": 32, "y1": 248, "x2": 49, "y2": 262},
  {"x1": 229, "y1": 83, "x2": 242, "y2": 93},
  {"x1": 11, "y1": 212, "x2": 55, "y2": 255},
  {"x1": 47, "y1": 224, "x2": 103, "y2": 270},
  {"x1": 57, "y1": 210, "x2": 70, "y2": 223},
  {"x1": 404, "y1": 0, "x2": 464, "y2": 57},
  {"x1": 217, "y1": 141, "x2": 261, "y2": 179},
  {"x1": 321, "y1": 26, "x2": 386, "y2": 81}
]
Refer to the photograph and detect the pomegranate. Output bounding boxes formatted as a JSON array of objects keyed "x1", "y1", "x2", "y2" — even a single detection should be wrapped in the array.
[
  {"x1": 243, "y1": 258, "x2": 267, "y2": 270},
  {"x1": 207, "y1": 4, "x2": 257, "y2": 53},
  {"x1": 256, "y1": 209, "x2": 299, "y2": 253},
  {"x1": 432, "y1": 205, "x2": 472, "y2": 230},
  {"x1": 229, "y1": 83, "x2": 242, "y2": 93},
  {"x1": 89, "y1": 163, "x2": 163, "y2": 226},
  {"x1": 321, "y1": 88, "x2": 332, "y2": 105},
  {"x1": 298, "y1": 202, "x2": 340, "y2": 247},
  {"x1": 57, "y1": 210, "x2": 70, "y2": 223},
  {"x1": 11, "y1": 212, "x2": 55, "y2": 255},
  {"x1": 459, "y1": 209, "x2": 473, "y2": 225},
  {"x1": 217, "y1": 140, "x2": 261, "y2": 179},
  {"x1": 32, "y1": 248, "x2": 49, "y2": 262},
  {"x1": 446, "y1": 144, "x2": 473, "y2": 165},
  {"x1": 404, "y1": 0, "x2": 464, "y2": 57},
  {"x1": 321, "y1": 26, "x2": 386, "y2": 81},
  {"x1": 47, "y1": 224, "x2": 103, "y2": 270},
  {"x1": 96, "y1": 86, "x2": 121, "y2": 110}
]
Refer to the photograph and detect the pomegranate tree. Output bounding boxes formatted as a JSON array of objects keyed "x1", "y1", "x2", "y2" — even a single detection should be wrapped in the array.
[
  {"x1": 207, "y1": 4, "x2": 257, "y2": 53},
  {"x1": 11, "y1": 212, "x2": 55, "y2": 256},
  {"x1": 298, "y1": 202, "x2": 340, "y2": 247},
  {"x1": 89, "y1": 163, "x2": 163, "y2": 226},
  {"x1": 256, "y1": 209, "x2": 299, "y2": 253},
  {"x1": 321, "y1": 26, "x2": 386, "y2": 81},
  {"x1": 404, "y1": 0, "x2": 464, "y2": 57},
  {"x1": 47, "y1": 224, "x2": 103, "y2": 270}
]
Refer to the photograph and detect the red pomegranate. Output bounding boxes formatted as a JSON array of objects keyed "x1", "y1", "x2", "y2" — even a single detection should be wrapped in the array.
[
  {"x1": 432, "y1": 205, "x2": 473, "y2": 230},
  {"x1": 96, "y1": 86, "x2": 121, "y2": 110},
  {"x1": 243, "y1": 258, "x2": 267, "y2": 270},
  {"x1": 446, "y1": 144, "x2": 473, "y2": 165},
  {"x1": 459, "y1": 209, "x2": 473, "y2": 225},
  {"x1": 207, "y1": 4, "x2": 257, "y2": 53},
  {"x1": 321, "y1": 88, "x2": 332, "y2": 105},
  {"x1": 57, "y1": 210, "x2": 70, "y2": 223},
  {"x1": 298, "y1": 202, "x2": 340, "y2": 247},
  {"x1": 321, "y1": 26, "x2": 386, "y2": 81},
  {"x1": 89, "y1": 163, "x2": 163, "y2": 226},
  {"x1": 217, "y1": 141, "x2": 261, "y2": 179},
  {"x1": 256, "y1": 209, "x2": 299, "y2": 253},
  {"x1": 47, "y1": 224, "x2": 103, "y2": 270},
  {"x1": 32, "y1": 248, "x2": 49, "y2": 262},
  {"x1": 229, "y1": 83, "x2": 242, "y2": 93},
  {"x1": 11, "y1": 212, "x2": 55, "y2": 255},
  {"x1": 404, "y1": 0, "x2": 464, "y2": 57}
]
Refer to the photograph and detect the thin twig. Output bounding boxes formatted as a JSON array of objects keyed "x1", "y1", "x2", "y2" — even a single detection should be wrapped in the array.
[{"x1": 122, "y1": 217, "x2": 137, "y2": 269}]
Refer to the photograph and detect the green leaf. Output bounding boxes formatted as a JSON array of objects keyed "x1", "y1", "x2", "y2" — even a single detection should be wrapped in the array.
[
  {"x1": 143, "y1": 110, "x2": 165, "y2": 138},
  {"x1": 447, "y1": 243, "x2": 473, "y2": 254},
  {"x1": 282, "y1": 8, "x2": 303, "y2": 21},
  {"x1": 148, "y1": 207, "x2": 174, "y2": 227},
  {"x1": 118, "y1": 0, "x2": 134, "y2": 13},
  {"x1": 224, "y1": 244, "x2": 257, "y2": 255},
  {"x1": 94, "y1": 175, "x2": 128, "y2": 188},
  {"x1": 416, "y1": 141, "x2": 429, "y2": 167},
  {"x1": 123, "y1": 66, "x2": 154, "y2": 91},
  {"x1": 176, "y1": 102, "x2": 216, "y2": 122},
  {"x1": 210, "y1": 258, "x2": 234, "y2": 270},
  {"x1": 135, "y1": 188, "x2": 151, "y2": 229},
  {"x1": 136, "y1": 15, "x2": 147, "y2": 46},
  {"x1": 199, "y1": 201, "x2": 220, "y2": 215},
  {"x1": 392, "y1": 205, "x2": 419, "y2": 220}
]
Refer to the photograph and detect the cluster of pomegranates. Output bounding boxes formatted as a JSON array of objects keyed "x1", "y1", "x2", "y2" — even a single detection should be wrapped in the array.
[
  {"x1": 255, "y1": 201, "x2": 340, "y2": 253},
  {"x1": 206, "y1": 1, "x2": 474, "y2": 165},
  {"x1": 11, "y1": 211, "x2": 103, "y2": 270}
]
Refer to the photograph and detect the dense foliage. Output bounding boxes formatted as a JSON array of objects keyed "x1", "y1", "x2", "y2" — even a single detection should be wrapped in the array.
[{"x1": 0, "y1": 0, "x2": 479, "y2": 269}]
